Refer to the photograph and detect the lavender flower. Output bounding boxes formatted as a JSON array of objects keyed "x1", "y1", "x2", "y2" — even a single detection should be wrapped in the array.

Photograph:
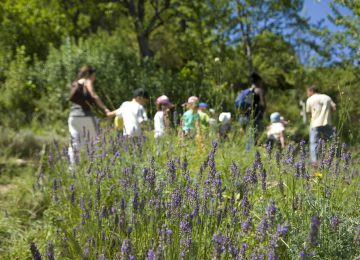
[
  {"x1": 212, "y1": 231, "x2": 226, "y2": 259},
  {"x1": 96, "y1": 186, "x2": 101, "y2": 202},
  {"x1": 276, "y1": 224, "x2": 290, "y2": 237},
  {"x1": 133, "y1": 192, "x2": 139, "y2": 212},
  {"x1": 146, "y1": 248, "x2": 156, "y2": 260},
  {"x1": 278, "y1": 178, "x2": 284, "y2": 195},
  {"x1": 275, "y1": 151, "x2": 281, "y2": 166},
  {"x1": 261, "y1": 168, "x2": 267, "y2": 191},
  {"x1": 241, "y1": 217, "x2": 252, "y2": 233},
  {"x1": 266, "y1": 141, "x2": 273, "y2": 159},
  {"x1": 143, "y1": 157, "x2": 156, "y2": 190},
  {"x1": 292, "y1": 193, "x2": 299, "y2": 211},
  {"x1": 100, "y1": 205, "x2": 107, "y2": 218},
  {"x1": 230, "y1": 160, "x2": 239, "y2": 183},
  {"x1": 330, "y1": 215, "x2": 340, "y2": 231},
  {"x1": 240, "y1": 242, "x2": 247, "y2": 259},
  {"x1": 167, "y1": 159, "x2": 177, "y2": 184},
  {"x1": 285, "y1": 144, "x2": 295, "y2": 165},
  {"x1": 46, "y1": 240, "x2": 54, "y2": 260},
  {"x1": 266, "y1": 199, "x2": 277, "y2": 227},
  {"x1": 255, "y1": 218, "x2": 269, "y2": 242},
  {"x1": 241, "y1": 193, "x2": 251, "y2": 217},
  {"x1": 169, "y1": 186, "x2": 182, "y2": 219},
  {"x1": 30, "y1": 242, "x2": 42, "y2": 260},
  {"x1": 308, "y1": 215, "x2": 321, "y2": 247},
  {"x1": 354, "y1": 225, "x2": 360, "y2": 243},
  {"x1": 300, "y1": 139, "x2": 306, "y2": 160},
  {"x1": 70, "y1": 184, "x2": 75, "y2": 205},
  {"x1": 179, "y1": 215, "x2": 192, "y2": 258},
  {"x1": 341, "y1": 143, "x2": 346, "y2": 162},
  {"x1": 73, "y1": 227, "x2": 77, "y2": 239},
  {"x1": 120, "y1": 239, "x2": 133, "y2": 259}
]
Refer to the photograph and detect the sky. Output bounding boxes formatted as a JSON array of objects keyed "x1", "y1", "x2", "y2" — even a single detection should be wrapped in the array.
[
  {"x1": 302, "y1": 0, "x2": 351, "y2": 31},
  {"x1": 299, "y1": 0, "x2": 353, "y2": 64}
]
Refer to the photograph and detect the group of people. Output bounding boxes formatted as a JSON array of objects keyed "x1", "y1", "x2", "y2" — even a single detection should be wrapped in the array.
[{"x1": 68, "y1": 66, "x2": 336, "y2": 167}]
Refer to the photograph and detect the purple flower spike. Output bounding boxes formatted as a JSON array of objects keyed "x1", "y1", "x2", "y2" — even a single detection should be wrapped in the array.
[
  {"x1": 277, "y1": 224, "x2": 290, "y2": 237},
  {"x1": 121, "y1": 239, "x2": 133, "y2": 259},
  {"x1": 70, "y1": 184, "x2": 75, "y2": 205},
  {"x1": 146, "y1": 249, "x2": 156, "y2": 260},
  {"x1": 30, "y1": 242, "x2": 42, "y2": 260},
  {"x1": 212, "y1": 231, "x2": 226, "y2": 259},
  {"x1": 242, "y1": 217, "x2": 252, "y2": 233},
  {"x1": 266, "y1": 199, "x2": 277, "y2": 226},
  {"x1": 308, "y1": 215, "x2": 321, "y2": 247},
  {"x1": 255, "y1": 218, "x2": 269, "y2": 242},
  {"x1": 240, "y1": 242, "x2": 247, "y2": 258},
  {"x1": 46, "y1": 240, "x2": 54, "y2": 260},
  {"x1": 330, "y1": 215, "x2": 341, "y2": 231}
]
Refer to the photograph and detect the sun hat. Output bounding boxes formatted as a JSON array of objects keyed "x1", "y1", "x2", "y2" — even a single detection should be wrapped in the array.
[
  {"x1": 156, "y1": 95, "x2": 173, "y2": 107},
  {"x1": 219, "y1": 112, "x2": 231, "y2": 123},
  {"x1": 270, "y1": 112, "x2": 281, "y2": 123},
  {"x1": 187, "y1": 96, "x2": 199, "y2": 104},
  {"x1": 199, "y1": 102, "x2": 208, "y2": 108}
]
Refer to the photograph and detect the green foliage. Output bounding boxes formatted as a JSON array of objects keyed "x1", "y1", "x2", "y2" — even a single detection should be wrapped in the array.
[
  {"x1": 0, "y1": 0, "x2": 359, "y2": 142},
  {"x1": 0, "y1": 46, "x2": 38, "y2": 129}
]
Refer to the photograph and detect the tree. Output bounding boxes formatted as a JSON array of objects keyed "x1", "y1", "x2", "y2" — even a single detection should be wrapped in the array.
[
  {"x1": 229, "y1": 0, "x2": 308, "y2": 75},
  {"x1": 329, "y1": 0, "x2": 360, "y2": 68},
  {"x1": 119, "y1": 0, "x2": 176, "y2": 58}
]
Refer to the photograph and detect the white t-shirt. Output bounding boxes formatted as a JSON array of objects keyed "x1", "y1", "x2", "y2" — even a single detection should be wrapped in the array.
[
  {"x1": 116, "y1": 101, "x2": 147, "y2": 137},
  {"x1": 267, "y1": 122, "x2": 285, "y2": 140},
  {"x1": 154, "y1": 111, "x2": 165, "y2": 138},
  {"x1": 306, "y1": 94, "x2": 335, "y2": 128},
  {"x1": 219, "y1": 112, "x2": 231, "y2": 124}
]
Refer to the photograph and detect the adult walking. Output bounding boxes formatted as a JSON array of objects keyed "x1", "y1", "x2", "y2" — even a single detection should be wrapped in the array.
[
  {"x1": 306, "y1": 85, "x2": 336, "y2": 165},
  {"x1": 237, "y1": 72, "x2": 266, "y2": 133},
  {"x1": 237, "y1": 72, "x2": 266, "y2": 151},
  {"x1": 68, "y1": 65, "x2": 110, "y2": 165}
]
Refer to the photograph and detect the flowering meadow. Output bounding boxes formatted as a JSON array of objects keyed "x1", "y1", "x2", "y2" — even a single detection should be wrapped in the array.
[{"x1": 22, "y1": 128, "x2": 360, "y2": 259}]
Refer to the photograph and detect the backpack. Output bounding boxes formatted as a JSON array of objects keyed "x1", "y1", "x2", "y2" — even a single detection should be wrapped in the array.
[
  {"x1": 69, "y1": 80, "x2": 95, "y2": 109},
  {"x1": 235, "y1": 88, "x2": 254, "y2": 111}
]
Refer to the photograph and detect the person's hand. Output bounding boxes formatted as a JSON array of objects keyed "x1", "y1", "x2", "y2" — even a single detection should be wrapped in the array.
[{"x1": 105, "y1": 110, "x2": 115, "y2": 118}]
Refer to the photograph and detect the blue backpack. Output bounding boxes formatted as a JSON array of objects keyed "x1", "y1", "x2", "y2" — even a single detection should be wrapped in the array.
[{"x1": 235, "y1": 88, "x2": 254, "y2": 110}]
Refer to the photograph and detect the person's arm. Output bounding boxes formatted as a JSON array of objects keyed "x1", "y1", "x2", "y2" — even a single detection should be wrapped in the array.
[
  {"x1": 106, "y1": 110, "x2": 117, "y2": 118},
  {"x1": 178, "y1": 116, "x2": 184, "y2": 138},
  {"x1": 330, "y1": 100, "x2": 336, "y2": 112},
  {"x1": 279, "y1": 131, "x2": 285, "y2": 149},
  {"x1": 258, "y1": 88, "x2": 266, "y2": 109},
  {"x1": 107, "y1": 104, "x2": 123, "y2": 118},
  {"x1": 164, "y1": 109, "x2": 171, "y2": 130},
  {"x1": 85, "y1": 80, "x2": 110, "y2": 114}
]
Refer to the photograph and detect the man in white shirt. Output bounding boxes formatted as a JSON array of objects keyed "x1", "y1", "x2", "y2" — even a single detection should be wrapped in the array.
[
  {"x1": 306, "y1": 85, "x2": 336, "y2": 164},
  {"x1": 107, "y1": 88, "x2": 149, "y2": 137}
]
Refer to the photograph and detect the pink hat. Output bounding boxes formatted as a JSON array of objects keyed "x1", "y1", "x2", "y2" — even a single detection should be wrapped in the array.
[
  {"x1": 187, "y1": 96, "x2": 199, "y2": 104},
  {"x1": 156, "y1": 95, "x2": 173, "y2": 107}
]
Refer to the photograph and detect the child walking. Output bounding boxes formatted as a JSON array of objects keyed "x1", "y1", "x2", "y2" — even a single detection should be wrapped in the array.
[
  {"x1": 107, "y1": 88, "x2": 149, "y2": 138},
  {"x1": 154, "y1": 95, "x2": 173, "y2": 139},
  {"x1": 180, "y1": 96, "x2": 200, "y2": 138},
  {"x1": 266, "y1": 112, "x2": 286, "y2": 149}
]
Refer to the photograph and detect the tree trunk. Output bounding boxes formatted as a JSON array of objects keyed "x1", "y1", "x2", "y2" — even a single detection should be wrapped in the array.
[{"x1": 137, "y1": 33, "x2": 154, "y2": 58}]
